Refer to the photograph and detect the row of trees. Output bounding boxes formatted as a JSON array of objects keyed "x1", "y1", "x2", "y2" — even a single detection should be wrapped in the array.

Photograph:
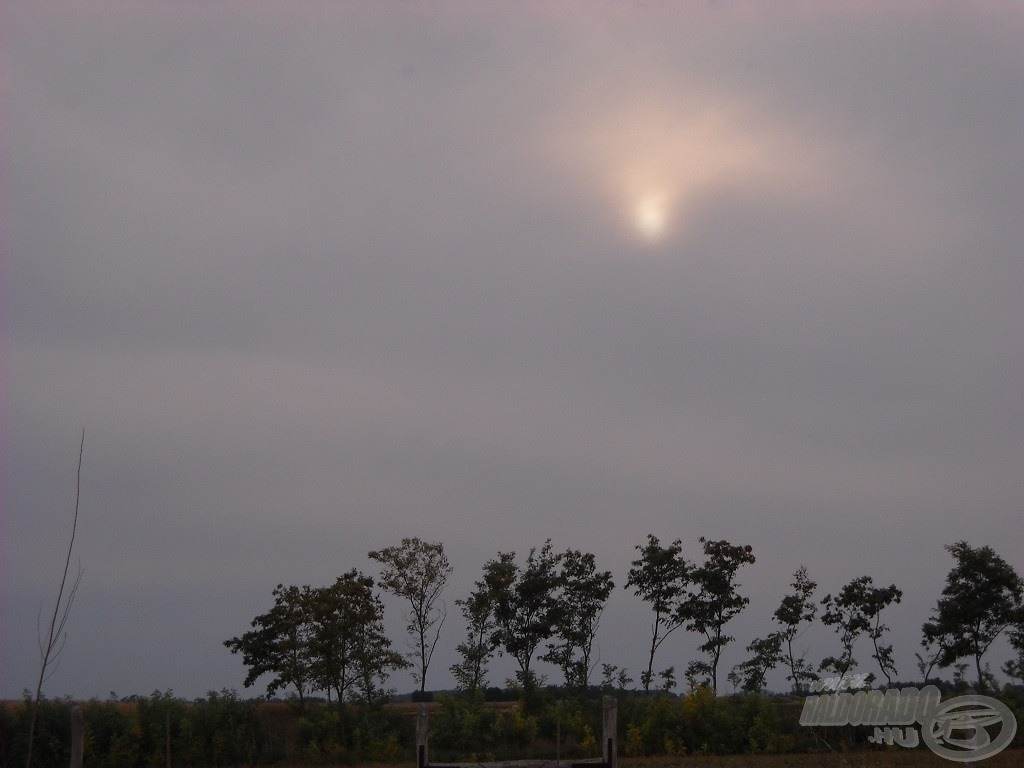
[{"x1": 226, "y1": 537, "x2": 1024, "y2": 708}]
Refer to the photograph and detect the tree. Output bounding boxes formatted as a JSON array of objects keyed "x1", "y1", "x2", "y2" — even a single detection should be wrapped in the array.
[
  {"x1": 679, "y1": 538, "x2": 756, "y2": 693},
  {"x1": 369, "y1": 538, "x2": 452, "y2": 694},
  {"x1": 731, "y1": 633, "x2": 784, "y2": 693},
  {"x1": 224, "y1": 583, "x2": 315, "y2": 704},
  {"x1": 625, "y1": 535, "x2": 690, "y2": 692},
  {"x1": 308, "y1": 570, "x2": 408, "y2": 710},
  {"x1": 226, "y1": 570, "x2": 407, "y2": 716},
  {"x1": 915, "y1": 634, "x2": 948, "y2": 685},
  {"x1": 26, "y1": 430, "x2": 85, "y2": 768},
  {"x1": 1002, "y1": 656, "x2": 1024, "y2": 687},
  {"x1": 819, "y1": 576, "x2": 902, "y2": 684},
  {"x1": 864, "y1": 583, "x2": 902, "y2": 686},
  {"x1": 484, "y1": 542, "x2": 562, "y2": 694},
  {"x1": 1002, "y1": 620, "x2": 1024, "y2": 686},
  {"x1": 657, "y1": 666, "x2": 677, "y2": 692},
  {"x1": 773, "y1": 565, "x2": 818, "y2": 693},
  {"x1": 303, "y1": 570, "x2": 406, "y2": 753},
  {"x1": 450, "y1": 578, "x2": 497, "y2": 692},
  {"x1": 600, "y1": 664, "x2": 634, "y2": 694},
  {"x1": 922, "y1": 541, "x2": 1024, "y2": 692},
  {"x1": 542, "y1": 548, "x2": 614, "y2": 691}
]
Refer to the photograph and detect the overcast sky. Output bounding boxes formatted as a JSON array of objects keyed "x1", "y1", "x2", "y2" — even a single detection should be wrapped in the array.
[{"x1": 3, "y1": 2, "x2": 1023, "y2": 701}]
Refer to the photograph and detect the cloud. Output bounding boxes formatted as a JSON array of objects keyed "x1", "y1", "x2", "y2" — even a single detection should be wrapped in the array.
[{"x1": 4, "y1": 3, "x2": 1023, "y2": 699}]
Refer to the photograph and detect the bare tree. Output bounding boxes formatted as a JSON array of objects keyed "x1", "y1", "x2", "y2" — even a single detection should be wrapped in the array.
[{"x1": 26, "y1": 430, "x2": 85, "y2": 768}]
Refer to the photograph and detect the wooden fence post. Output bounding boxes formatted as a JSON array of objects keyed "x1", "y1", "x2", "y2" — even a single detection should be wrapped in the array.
[{"x1": 69, "y1": 706, "x2": 84, "y2": 768}]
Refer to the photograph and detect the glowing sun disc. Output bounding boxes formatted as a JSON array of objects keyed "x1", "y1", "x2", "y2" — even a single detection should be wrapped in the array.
[{"x1": 635, "y1": 199, "x2": 668, "y2": 239}]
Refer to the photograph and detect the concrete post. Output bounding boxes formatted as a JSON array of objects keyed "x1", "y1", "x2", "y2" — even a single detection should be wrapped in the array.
[
  {"x1": 602, "y1": 696, "x2": 617, "y2": 768},
  {"x1": 69, "y1": 706, "x2": 84, "y2": 768},
  {"x1": 416, "y1": 703, "x2": 429, "y2": 768}
]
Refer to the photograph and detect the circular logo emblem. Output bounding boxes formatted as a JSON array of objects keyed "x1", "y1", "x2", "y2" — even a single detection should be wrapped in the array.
[{"x1": 922, "y1": 695, "x2": 1016, "y2": 762}]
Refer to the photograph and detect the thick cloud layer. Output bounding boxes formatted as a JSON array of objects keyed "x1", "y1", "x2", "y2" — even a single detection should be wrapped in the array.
[{"x1": 4, "y1": 3, "x2": 1023, "y2": 698}]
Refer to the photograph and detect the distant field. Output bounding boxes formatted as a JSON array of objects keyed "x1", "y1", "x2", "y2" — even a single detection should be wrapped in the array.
[
  {"x1": 616, "y1": 752, "x2": 1023, "y2": 767},
  {"x1": 358, "y1": 753, "x2": 1024, "y2": 768},
  {"x1": 342, "y1": 752, "x2": 1024, "y2": 768}
]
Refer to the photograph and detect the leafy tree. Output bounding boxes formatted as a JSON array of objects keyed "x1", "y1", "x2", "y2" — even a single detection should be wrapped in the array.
[
  {"x1": 450, "y1": 578, "x2": 497, "y2": 692},
  {"x1": 226, "y1": 570, "x2": 407, "y2": 719},
  {"x1": 626, "y1": 535, "x2": 691, "y2": 692},
  {"x1": 483, "y1": 542, "x2": 562, "y2": 695},
  {"x1": 306, "y1": 570, "x2": 402, "y2": 709},
  {"x1": 1003, "y1": 621, "x2": 1024, "y2": 685},
  {"x1": 307, "y1": 580, "x2": 353, "y2": 707},
  {"x1": 1002, "y1": 639, "x2": 1024, "y2": 686},
  {"x1": 864, "y1": 584, "x2": 902, "y2": 686},
  {"x1": 773, "y1": 565, "x2": 818, "y2": 693},
  {"x1": 542, "y1": 548, "x2": 614, "y2": 691},
  {"x1": 731, "y1": 633, "x2": 784, "y2": 693},
  {"x1": 369, "y1": 538, "x2": 452, "y2": 694},
  {"x1": 599, "y1": 663, "x2": 633, "y2": 694},
  {"x1": 915, "y1": 635, "x2": 948, "y2": 685},
  {"x1": 657, "y1": 666, "x2": 677, "y2": 692},
  {"x1": 679, "y1": 538, "x2": 756, "y2": 693},
  {"x1": 819, "y1": 576, "x2": 901, "y2": 684},
  {"x1": 224, "y1": 583, "x2": 314, "y2": 704},
  {"x1": 922, "y1": 541, "x2": 1024, "y2": 692}
]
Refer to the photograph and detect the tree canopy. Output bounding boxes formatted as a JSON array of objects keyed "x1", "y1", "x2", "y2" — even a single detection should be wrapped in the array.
[
  {"x1": 625, "y1": 535, "x2": 690, "y2": 693},
  {"x1": 224, "y1": 572, "x2": 407, "y2": 709},
  {"x1": 369, "y1": 537, "x2": 452, "y2": 694},
  {"x1": 923, "y1": 540, "x2": 1024, "y2": 692}
]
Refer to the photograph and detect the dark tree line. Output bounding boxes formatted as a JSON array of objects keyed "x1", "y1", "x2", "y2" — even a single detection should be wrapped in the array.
[
  {"x1": 624, "y1": 536, "x2": 758, "y2": 694},
  {"x1": 731, "y1": 541, "x2": 1022, "y2": 695},
  {"x1": 449, "y1": 542, "x2": 615, "y2": 698},
  {"x1": 226, "y1": 537, "x2": 1024, "y2": 707},
  {"x1": 223, "y1": 572, "x2": 408, "y2": 713}
]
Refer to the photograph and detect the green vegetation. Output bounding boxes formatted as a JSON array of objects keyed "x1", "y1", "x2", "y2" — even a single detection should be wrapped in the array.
[
  {"x1": 4, "y1": 686, "x2": 1022, "y2": 766},
  {"x1": 0, "y1": 689, "x2": 411, "y2": 767},
  {"x1": 10, "y1": 537, "x2": 1024, "y2": 765}
]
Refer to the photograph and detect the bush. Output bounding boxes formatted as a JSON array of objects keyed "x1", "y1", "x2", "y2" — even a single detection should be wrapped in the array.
[
  {"x1": 0, "y1": 695, "x2": 75, "y2": 768},
  {"x1": 429, "y1": 691, "x2": 499, "y2": 759}
]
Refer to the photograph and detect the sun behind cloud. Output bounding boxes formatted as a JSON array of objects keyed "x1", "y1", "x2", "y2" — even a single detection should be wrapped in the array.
[
  {"x1": 546, "y1": 89, "x2": 832, "y2": 246},
  {"x1": 635, "y1": 195, "x2": 669, "y2": 241}
]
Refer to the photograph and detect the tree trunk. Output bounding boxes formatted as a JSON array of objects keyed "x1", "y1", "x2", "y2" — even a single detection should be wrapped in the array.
[{"x1": 644, "y1": 631, "x2": 657, "y2": 693}]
